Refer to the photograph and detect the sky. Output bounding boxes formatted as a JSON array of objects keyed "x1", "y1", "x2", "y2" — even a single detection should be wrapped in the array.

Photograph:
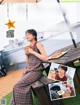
[{"x1": 0, "y1": 0, "x2": 80, "y2": 50}]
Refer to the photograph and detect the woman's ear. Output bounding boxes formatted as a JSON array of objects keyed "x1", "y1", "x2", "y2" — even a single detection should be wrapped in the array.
[{"x1": 33, "y1": 36, "x2": 35, "y2": 39}]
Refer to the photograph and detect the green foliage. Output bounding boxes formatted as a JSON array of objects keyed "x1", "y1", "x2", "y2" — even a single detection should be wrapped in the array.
[
  {"x1": 4, "y1": 64, "x2": 80, "y2": 105},
  {"x1": 4, "y1": 88, "x2": 80, "y2": 105},
  {"x1": 4, "y1": 92, "x2": 12, "y2": 105},
  {"x1": 63, "y1": 89, "x2": 80, "y2": 105}
]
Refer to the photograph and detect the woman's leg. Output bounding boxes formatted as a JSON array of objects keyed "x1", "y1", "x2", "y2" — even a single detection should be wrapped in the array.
[{"x1": 10, "y1": 71, "x2": 42, "y2": 105}]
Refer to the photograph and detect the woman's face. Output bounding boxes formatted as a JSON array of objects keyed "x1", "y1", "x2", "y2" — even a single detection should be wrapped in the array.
[
  {"x1": 50, "y1": 71, "x2": 56, "y2": 78},
  {"x1": 26, "y1": 32, "x2": 35, "y2": 41},
  {"x1": 58, "y1": 68, "x2": 65, "y2": 76}
]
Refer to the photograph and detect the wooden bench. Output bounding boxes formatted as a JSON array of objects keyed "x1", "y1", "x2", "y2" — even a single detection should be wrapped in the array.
[
  {"x1": 68, "y1": 62, "x2": 80, "y2": 93},
  {"x1": 74, "y1": 68, "x2": 80, "y2": 92},
  {"x1": 31, "y1": 75, "x2": 64, "y2": 105},
  {"x1": 31, "y1": 63, "x2": 64, "y2": 105}
]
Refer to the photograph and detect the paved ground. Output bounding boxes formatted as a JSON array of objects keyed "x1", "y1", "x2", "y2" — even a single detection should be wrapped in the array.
[{"x1": 0, "y1": 69, "x2": 23, "y2": 99}]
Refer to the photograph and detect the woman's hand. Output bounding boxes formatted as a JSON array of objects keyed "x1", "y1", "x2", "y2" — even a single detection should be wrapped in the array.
[
  {"x1": 24, "y1": 46, "x2": 35, "y2": 55},
  {"x1": 24, "y1": 46, "x2": 30, "y2": 55},
  {"x1": 28, "y1": 48, "x2": 34, "y2": 54}
]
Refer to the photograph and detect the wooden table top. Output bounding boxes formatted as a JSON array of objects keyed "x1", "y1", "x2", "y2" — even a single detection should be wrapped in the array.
[{"x1": 48, "y1": 42, "x2": 80, "y2": 65}]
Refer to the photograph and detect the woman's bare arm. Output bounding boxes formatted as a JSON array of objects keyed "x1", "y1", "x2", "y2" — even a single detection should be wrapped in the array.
[
  {"x1": 24, "y1": 47, "x2": 29, "y2": 64},
  {"x1": 28, "y1": 42, "x2": 48, "y2": 61},
  {"x1": 25, "y1": 55, "x2": 29, "y2": 64}
]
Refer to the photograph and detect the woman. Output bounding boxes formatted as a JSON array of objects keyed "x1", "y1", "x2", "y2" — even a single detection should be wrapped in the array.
[
  {"x1": 48, "y1": 70, "x2": 56, "y2": 80},
  {"x1": 10, "y1": 29, "x2": 48, "y2": 105},
  {"x1": 56, "y1": 65, "x2": 68, "y2": 81}
]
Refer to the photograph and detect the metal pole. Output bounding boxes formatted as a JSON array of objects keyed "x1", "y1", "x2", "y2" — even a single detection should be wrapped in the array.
[{"x1": 57, "y1": 0, "x2": 77, "y2": 48}]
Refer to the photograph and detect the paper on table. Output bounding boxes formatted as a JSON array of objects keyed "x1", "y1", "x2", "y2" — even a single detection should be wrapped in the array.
[{"x1": 49, "y1": 51, "x2": 68, "y2": 59}]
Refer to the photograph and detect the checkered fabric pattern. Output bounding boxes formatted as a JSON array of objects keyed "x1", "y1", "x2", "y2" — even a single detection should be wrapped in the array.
[{"x1": 10, "y1": 42, "x2": 44, "y2": 105}]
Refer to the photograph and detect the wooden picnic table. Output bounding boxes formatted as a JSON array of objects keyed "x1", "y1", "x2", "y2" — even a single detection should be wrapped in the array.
[
  {"x1": 31, "y1": 42, "x2": 80, "y2": 105},
  {"x1": 48, "y1": 42, "x2": 80, "y2": 64},
  {"x1": 32, "y1": 75, "x2": 64, "y2": 105},
  {"x1": 48, "y1": 42, "x2": 80, "y2": 92}
]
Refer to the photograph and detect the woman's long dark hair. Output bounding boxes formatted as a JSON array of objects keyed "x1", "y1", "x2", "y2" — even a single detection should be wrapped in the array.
[{"x1": 25, "y1": 29, "x2": 37, "y2": 41}]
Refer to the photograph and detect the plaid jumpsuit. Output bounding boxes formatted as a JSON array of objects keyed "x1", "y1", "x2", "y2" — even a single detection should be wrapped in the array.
[{"x1": 10, "y1": 42, "x2": 44, "y2": 105}]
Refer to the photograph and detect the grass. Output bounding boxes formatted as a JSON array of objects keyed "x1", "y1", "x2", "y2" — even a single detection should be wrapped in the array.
[
  {"x1": 63, "y1": 86, "x2": 80, "y2": 105},
  {"x1": 3, "y1": 87, "x2": 80, "y2": 105},
  {"x1": 3, "y1": 92, "x2": 12, "y2": 105},
  {"x1": 3, "y1": 63, "x2": 80, "y2": 105},
  {"x1": 2, "y1": 70, "x2": 47, "y2": 105},
  {"x1": 74, "y1": 60, "x2": 80, "y2": 67},
  {"x1": 4, "y1": 79, "x2": 80, "y2": 105},
  {"x1": 4, "y1": 92, "x2": 39, "y2": 105},
  {"x1": 62, "y1": 61, "x2": 80, "y2": 105}
]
